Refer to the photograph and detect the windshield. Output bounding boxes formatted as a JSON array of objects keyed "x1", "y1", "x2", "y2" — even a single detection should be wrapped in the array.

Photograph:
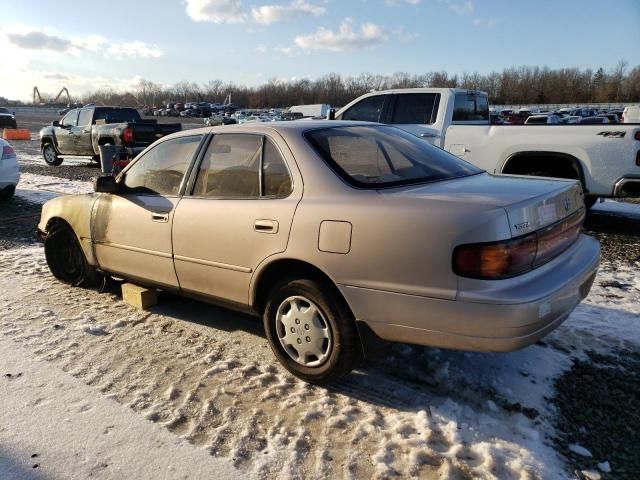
[
  {"x1": 94, "y1": 108, "x2": 141, "y2": 123},
  {"x1": 305, "y1": 125, "x2": 483, "y2": 188},
  {"x1": 0, "y1": 108, "x2": 10, "y2": 114}
]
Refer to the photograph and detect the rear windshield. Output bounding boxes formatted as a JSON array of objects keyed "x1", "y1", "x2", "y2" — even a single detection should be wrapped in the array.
[
  {"x1": 94, "y1": 108, "x2": 141, "y2": 123},
  {"x1": 305, "y1": 125, "x2": 483, "y2": 188}
]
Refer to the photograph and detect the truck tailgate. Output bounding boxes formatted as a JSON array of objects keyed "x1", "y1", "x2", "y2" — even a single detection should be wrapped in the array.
[{"x1": 131, "y1": 123, "x2": 182, "y2": 147}]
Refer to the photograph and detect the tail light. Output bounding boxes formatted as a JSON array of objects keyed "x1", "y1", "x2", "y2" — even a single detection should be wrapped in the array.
[
  {"x1": 1, "y1": 145, "x2": 15, "y2": 160},
  {"x1": 453, "y1": 210, "x2": 585, "y2": 279},
  {"x1": 122, "y1": 127, "x2": 134, "y2": 144},
  {"x1": 634, "y1": 131, "x2": 640, "y2": 141},
  {"x1": 636, "y1": 150, "x2": 640, "y2": 167}
]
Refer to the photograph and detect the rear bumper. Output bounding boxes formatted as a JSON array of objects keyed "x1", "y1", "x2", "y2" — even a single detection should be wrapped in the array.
[
  {"x1": 340, "y1": 235, "x2": 600, "y2": 352},
  {"x1": 0, "y1": 159, "x2": 20, "y2": 189},
  {"x1": 612, "y1": 176, "x2": 640, "y2": 197}
]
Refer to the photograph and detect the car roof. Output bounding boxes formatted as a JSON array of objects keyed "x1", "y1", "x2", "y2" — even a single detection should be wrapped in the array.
[{"x1": 167, "y1": 120, "x2": 379, "y2": 139}]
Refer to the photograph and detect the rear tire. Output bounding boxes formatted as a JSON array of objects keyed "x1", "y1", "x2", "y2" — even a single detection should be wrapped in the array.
[
  {"x1": 263, "y1": 277, "x2": 361, "y2": 384},
  {"x1": 42, "y1": 142, "x2": 63, "y2": 166},
  {"x1": 44, "y1": 223, "x2": 98, "y2": 287}
]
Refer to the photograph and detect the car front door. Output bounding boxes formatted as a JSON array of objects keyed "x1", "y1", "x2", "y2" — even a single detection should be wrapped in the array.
[
  {"x1": 92, "y1": 134, "x2": 204, "y2": 288},
  {"x1": 73, "y1": 108, "x2": 94, "y2": 155},
  {"x1": 56, "y1": 109, "x2": 78, "y2": 154},
  {"x1": 172, "y1": 132, "x2": 301, "y2": 305}
]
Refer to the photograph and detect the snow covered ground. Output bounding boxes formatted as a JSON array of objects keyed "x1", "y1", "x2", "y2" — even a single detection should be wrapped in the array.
[{"x1": 1, "y1": 175, "x2": 639, "y2": 479}]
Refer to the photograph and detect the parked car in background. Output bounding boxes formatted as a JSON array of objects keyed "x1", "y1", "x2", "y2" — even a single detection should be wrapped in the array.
[
  {"x1": 579, "y1": 116, "x2": 609, "y2": 124},
  {"x1": 561, "y1": 115, "x2": 582, "y2": 124},
  {"x1": 38, "y1": 121, "x2": 599, "y2": 383},
  {"x1": 0, "y1": 107, "x2": 17, "y2": 129},
  {"x1": 0, "y1": 138, "x2": 19, "y2": 201},
  {"x1": 598, "y1": 113, "x2": 619, "y2": 123},
  {"x1": 336, "y1": 88, "x2": 640, "y2": 206},
  {"x1": 524, "y1": 114, "x2": 561, "y2": 125},
  {"x1": 622, "y1": 105, "x2": 640, "y2": 123},
  {"x1": 39, "y1": 106, "x2": 182, "y2": 166}
]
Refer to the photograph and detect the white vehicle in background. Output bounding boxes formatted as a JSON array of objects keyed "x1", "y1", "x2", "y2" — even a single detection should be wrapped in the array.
[
  {"x1": 336, "y1": 88, "x2": 640, "y2": 207},
  {"x1": 0, "y1": 138, "x2": 19, "y2": 201},
  {"x1": 524, "y1": 114, "x2": 561, "y2": 125},
  {"x1": 622, "y1": 105, "x2": 640, "y2": 123},
  {"x1": 288, "y1": 103, "x2": 331, "y2": 119}
]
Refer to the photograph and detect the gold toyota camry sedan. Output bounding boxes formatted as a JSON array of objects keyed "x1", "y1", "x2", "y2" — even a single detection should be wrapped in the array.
[{"x1": 38, "y1": 121, "x2": 600, "y2": 383}]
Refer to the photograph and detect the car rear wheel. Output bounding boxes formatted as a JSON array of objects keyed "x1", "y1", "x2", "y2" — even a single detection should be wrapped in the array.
[
  {"x1": 42, "y1": 143, "x2": 63, "y2": 166},
  {"x1": 263, "y1": 278, "x2": 361, "y2": 384},
  {"x1": 44, "y1": 223, "x2": 97, "y2": 287}
]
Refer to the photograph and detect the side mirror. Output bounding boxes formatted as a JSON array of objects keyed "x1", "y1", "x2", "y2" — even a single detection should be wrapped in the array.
[
  {"x1": 94, "y1": 175, "x2": 119, "y2": 194},
  {"x1": 52, "y1": 120, "x2": 60, "y2": 127},
  {"x1": 326, "y1": 108, "x2": 336, "y2": 120}
]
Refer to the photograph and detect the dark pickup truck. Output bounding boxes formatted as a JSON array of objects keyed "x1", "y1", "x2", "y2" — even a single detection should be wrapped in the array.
[{"x1": 39, "y1": 106, "x2": 181, "y2": 166}]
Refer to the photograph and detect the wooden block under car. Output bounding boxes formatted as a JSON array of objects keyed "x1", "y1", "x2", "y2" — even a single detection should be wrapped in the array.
[{"x1": 121, "y1": 283, "x2": 158, "y2": 310}]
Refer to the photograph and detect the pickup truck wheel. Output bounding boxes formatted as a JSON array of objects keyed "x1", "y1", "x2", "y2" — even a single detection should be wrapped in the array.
[
  {"x1": 42, "y1": 143, "x2": 63, "y2": 166},
  {"x1": 44, "y1": 224, "x2": 98, "y2": 287},
  {"x1": 263, "y1": 278, "x2": 361, "y2": 384}
]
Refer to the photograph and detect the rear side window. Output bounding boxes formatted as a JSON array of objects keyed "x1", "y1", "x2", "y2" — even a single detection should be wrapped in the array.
[
  {"x1": 121, "y1": 135, "x2": 203, "y2": 195},
  {"x1": 341, "y1": 95, "x2": 386, "y2": 122},
  {"x1": 305, "y1": 125, "x2": 482, "y2": 188},
  {"x1": 391, "y1": 93, "x2": 439, "y2": 125},
  {"x1": 453, "y1": 94, "x2": 489, "y2": 122},
  {"x1": 193, "y1": 134, "x2": 293, "y2": 198},
  {"x1": 77, "y1": 109, "x2": 92, "y2": 127},
  {"x1": 194, "y1": 134, "x2": 262, "y2": 198},
  {"x1": 263, "y1": 139, "x2": 292, "y2": 197}
]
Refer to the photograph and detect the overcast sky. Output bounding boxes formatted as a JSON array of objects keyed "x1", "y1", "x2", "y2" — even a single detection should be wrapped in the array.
[{"x1": 1, "y1": 0, "x2": 639, "y2": 101}]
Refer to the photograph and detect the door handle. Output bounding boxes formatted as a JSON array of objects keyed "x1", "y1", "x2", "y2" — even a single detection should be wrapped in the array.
[
  {"x1": 151, "y1": 212, "x2": 169, "y2": 223},
  {"x1": 254, "y1": 219, "x2": 278, "y2": 234},
  {"x1": 420, "y1": 132, "x2": 439, "y2": 138}
]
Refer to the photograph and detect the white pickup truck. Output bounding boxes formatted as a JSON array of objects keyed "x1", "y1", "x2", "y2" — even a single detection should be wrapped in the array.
[{"x1": 335, "y1": 88, "x2": 640, "y2": 207}]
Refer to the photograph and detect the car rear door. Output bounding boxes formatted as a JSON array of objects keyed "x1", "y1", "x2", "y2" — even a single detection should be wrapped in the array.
[
  {"x1": 92, "y1": 134, "x2": 204, "y2": 288},
  {"x1": 172, "y1": 132, "x2": 302, "y2": 306}
]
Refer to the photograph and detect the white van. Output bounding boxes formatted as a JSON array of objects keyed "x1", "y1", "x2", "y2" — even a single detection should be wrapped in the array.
[{"x1": 622, "y1": 105, "x2": 640, "y2": 123}]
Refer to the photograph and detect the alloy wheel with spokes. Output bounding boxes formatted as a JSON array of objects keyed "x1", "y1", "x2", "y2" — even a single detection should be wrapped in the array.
[
  {"x1": 42, "y1": 143, "x2": 63, "y2": 166},
  {"x1": 276, "y1": 296, "x2": 332, "y2": 367}
]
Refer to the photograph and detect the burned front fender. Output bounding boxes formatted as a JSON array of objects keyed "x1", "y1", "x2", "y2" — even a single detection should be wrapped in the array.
[{"x1": 38, "y1": 194, "x2": 99, "y2": 266}]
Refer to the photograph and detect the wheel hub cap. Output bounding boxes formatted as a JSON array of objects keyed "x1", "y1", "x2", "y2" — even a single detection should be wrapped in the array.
[{"x1": 275, "y1": 296, "x2": 332, "y2": 367}]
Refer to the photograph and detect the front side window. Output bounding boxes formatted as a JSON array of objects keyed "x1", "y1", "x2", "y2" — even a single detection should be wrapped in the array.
[
  {"x1": 305, "y1": 125, "x2": 482, "y2": 188},
  {"x1": 193, "y1": 134, "x2": 293, "y2": 198},
  {"x1": 121, "y1": 135, "x2": 203, "y2": 196},
  {"x1": 61, "y1": 110, "x2": 78, "y2": 127},
  {"x1": 341, "y1": 95, "x2": 386, "y2": 123},
  {"x1": 77, "y1": 109, "x2": 92, "y2": 127},
  {"x1": 391, "y1": 93, "x2": 440, "y2": 125},
  {"x1": 452, "y1": 94, "x2": 489, "y2": 122}
]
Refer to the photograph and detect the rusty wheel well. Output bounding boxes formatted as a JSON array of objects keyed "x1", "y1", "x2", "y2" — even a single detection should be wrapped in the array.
[
  {"x1": 252, "y1": 259, "x2": 348, "y2": 315},
  {"x1": 501, "y1": 152, "x2": 586, "y2": 191}
]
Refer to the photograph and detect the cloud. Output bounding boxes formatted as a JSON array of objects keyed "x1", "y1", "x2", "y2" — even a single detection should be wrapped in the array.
[
  {"x1": 2, "y1": 26, "x2": 163, "y2": 60},
  {"x1": 252, "y1": 0, "x2": 325, "y2": 24},
  {"x1": 385, "y1": 0, "x2": 421, "y2": 6},
  {"x1": 294, "y1": 19, "x2": 388, "y2": 52},
  {"x1": 7, "y1": 31, "x2": 72, "y2": 52},
  {"x1": 450, "y1": 0, "x2": 474, "y2": 16},
  {"x1": 106, "y1": 41, "x2": 163, "y2": 59},
  {"x1": 473, "y1": 17, "x2": 498, "y2": 28},
  {"x1": 185, "y1": 0, "x2": 246, "y2": 23}
]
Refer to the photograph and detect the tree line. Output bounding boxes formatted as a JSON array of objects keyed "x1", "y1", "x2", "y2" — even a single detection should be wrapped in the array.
[{"x1": 10, "y1": 61, "x2": 640, "y2": 109}]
